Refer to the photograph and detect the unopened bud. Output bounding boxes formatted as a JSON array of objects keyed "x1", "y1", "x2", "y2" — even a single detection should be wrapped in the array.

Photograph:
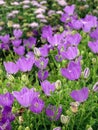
[
  {"x1": 61, "y1": 115, "x2": 70, "y2": 124},
  {"x1": 55, "y1": 80, "x2": 61, "y2": 90},
  {"x1": 25, "y1": 127, "x2": 30, "y2": 130},
  {"x1": 19, "y1": 116, "x2": 24, "y2": 124}
]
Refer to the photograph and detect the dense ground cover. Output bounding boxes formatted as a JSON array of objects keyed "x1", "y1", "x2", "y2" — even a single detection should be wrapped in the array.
[{"x1": 0, "y1": 0, "x2": 98, "y2": 130}]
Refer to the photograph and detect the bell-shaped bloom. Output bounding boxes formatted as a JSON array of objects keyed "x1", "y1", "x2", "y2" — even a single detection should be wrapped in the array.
[
  {"x1": 39, "y1": 44, "x2": 49, "y2": 57},
  {"x1": 61, "y1": 61, "x2": 81, "y2": 80},
  {"x1": 16, "y1": 57, "x2": 34, "y2": 72},
  {"x1": 88, "y1": 40, "x2": 98, "y2": 54},
  {"x1": 12, "y1": 39, "x2": 22, "y2": 47},
  {"x1": 23, "y1": 37, "x2": 36, "y2": 49},
  {"x1": 30, "y1": 97, "x2": 44, "y2": 114},
  {"x1": 41, "y1": 80, "x2": 55, "y2": 96},
  {"x1": 13, "y1": 87, "x2": 39, "y2": 107},
  {"x1": 35, "y1": 57, "x2": 48, "y2": 70},
  {"x1": 13, "y1": 46, "x2": 25, "y2": 56},
  {"x1": 4, "y1": 61, "x2": 19, "y2": 74},
  {"x1": 0, "y1": 34, "x2": 10, "y2": 44},
  {"x1": 70, "y1": 19, "x2": 83, "y2": 30},
  {"x1": 63, "y1": 5, "x2": 75, "y2": 15},
  {"x1": 47, "y1": 34, "x2": 62, "y2": 47},
  {"x1": 0, "y1": 120, "x2": 12, "y2": 130},
  {"x1": 41, "y1": 25, "x2": 53, "y2": 39},
  {"x1": 38, "y1": 70, "x2": 49, "y2": 81},
  {"x1": 70, "y1": 87, "x2": 89, "y2": 102},
  {"x1": 61, "y1": 46, "x2": 79, "y2": 60},
  {"x1": 81, "y1": 15, "x2": 97, "y2": 32},
  {"x1": 2, "y1": 106, "x2": 15, "y2": 123},
  {"x1": 0, "y1": 93, "x2": 14, "y2": 107},
  {"x1": 90, "y1": 28, "x2": 98, "y2": 40},
  {"x1": 66, "y1": 33, "x2": 82, "y2": 46},
  {"x1": 13, "y1": 29, "x2": 23, "y2": 39},
  {"x1": 46, "y1": 104, "x2": 62, "y2": 121}
]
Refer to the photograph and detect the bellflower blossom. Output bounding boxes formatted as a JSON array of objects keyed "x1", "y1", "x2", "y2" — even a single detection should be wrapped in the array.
[
  {"x1": 30, "y1": 97, "x2": 44, "y2": 114},
  {"x1": 38, "y1": 70, "x2": 49, "y2": 81},
  {"x1": 13, "y1": 29, "x2": 23, "y2": 39},
  {"x1": 13, "y1": 46, "x2": 25, "y2": 56},
  {"x1": 70, "y1": 87, "x2": 89, "y2": 102},
  {"x1": 63, "y1": 5, "x2": 75, "y2": 16},
  {"x1": 46, "y1": 105, "x2": 62, "y2": 121},
  {"x1": 16, "y1": 56, "x2": 34, "y2": 72},
  {"x1": 88, "y1": 40, "x2": 98, "y2": 54},
  {"x1": 90, "y1": 28, "x2": 98, "y2": 40},
  {"x1": 41, "y1": 25, "x2": 53, "y2": 39},
  {"x1": 61, "y1": 61, "x2": 81, "y2": 80},
  {"x1": 35, "y1": 57, "x2": 48, "y2": 70},
  {"x1": 4, "y1": 61, "x2": 19, "y2": 74},
  {"x1": 0, "y1": 92, "x2": 14, "y2": 107},
  {"x1": 41, "y1": 80, "x2": 55, "y2": 96},
  {"x1": 13, "y1": 87, "x2": 39, "y2": 107}
]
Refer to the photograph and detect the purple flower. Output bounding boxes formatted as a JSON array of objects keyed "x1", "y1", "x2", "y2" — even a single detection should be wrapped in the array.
[
  {"x1": 66, "y1": 33, "x2": 82, "y2": 46},
  {"x1": 30, "y1": 97, "x2": 44, "y2": 114},
  {"x1": 63, "y1": 5, "x2": 75, "y2": 15},
  {"x1": 23, "y1": 37, "x2": 36, "y2": 49},
  {"x1": 16, "y1": 57, "x2": 34, "y2": 72},
  {"x1": 47, "y1": 34, "x2": 62, "y2": 47},
  {"x1": 0, "y1": 43, "x2": 9, "y2": 50},
  {"x1": 13, "y1": 29, "x2": 23, "y2": 39},
  {"x1": 0, "y1": 34, "x2": 10, "y2": 44},
  {"x1": 61, "y1": 46, "x2": 78, "y2": 60},
  {"x1": 35, "y1": 57, "x2": 48, "y2": 70},
  {"x1": 0, "y1": 120, "x2": 12, "y2": 130},
  {"x1": 39, "y1": 44, "x2": 49, "y2": 57},
  {"x1": 88, "y1": 40, "x2": 98, "y2": 54},
  {"x1": 93, "y1": 82, "x2": 98, "y2": 92},
  {"x1": 12, "y1": 39, "x2": 22, "y2": 47},
  {"x1": 70, "y1": 19, "x2": 83, "y2": 30},
  {"x1": 41, "y1": 80, "x2": 55, "y2": 96},
  {"x1": 61, "y1": 61, "x2": 81, "y2": 80},
  {"x1": 0, "y1": 93, "x2": 14, "y2": 107},
  {"x1": 4, "y1": 61, "x2": 19, "y2": 74},
  {"x1": 70, "y1": 87, "x2": 89, "y2": 102},
  {"x1": 41, "y1": 25, "x2": 53, "y2": 39},
  {"x1": 13, "y1": 46, "x2": 25, "y2": 56},
  {"x1": 81, "y1": 15, "x2": 97, "y2": 32},
  {"x1": 46, "y1": 105, "x2": 62, "y2": 121},
  {"x1": 13, "y1": 87, "x2": 39, "y2": 107},
  {"x1": 2, "y1": 106, "x2": 15, "y2": 122},
  {"x1": 90, "y1": 28, "x2": 98, "y2": 40},
  {"x1": 38, "y1": 70, "x2": 49, "y2": 81}
]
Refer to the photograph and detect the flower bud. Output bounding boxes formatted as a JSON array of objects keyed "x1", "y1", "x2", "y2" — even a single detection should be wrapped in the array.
[
  {"x1": 93, "y1": 82, "x2": 98, "y2": 92},
  {"x1": 19, "y1": 116, "x2": 24, "y2": 124},
  {"x1": 87, "y1": 127, "x2": 93, "y2": 130},
  {"x1": 34, "y1": 47, "x2": 41, "y2": 57},
  {"x1": 18, "y1": 125, "x2": 23, "y2": 130},
  {"x1": 6, "y1": 74, "x2": 14, "y2": 82},
  {"x1": 3, "y1": 88, "x2": 8, "y2": 94},
  {"x1": 25, "y1": 127, "x2": 30, "y2": 130},
  {"x1": 21, "y1": 74, "x2": 28, "y2": 82},
  {"x1": 92, "y1": 58, "x2": 96, "y2": 64},
  {"x1": 53, "y1": 127, "x2": 61, "y2": 130},
  {"x1": 83, "y1": 67, "x2": 90, "y2": 79},
  {"x1": 60, "y1": 115, "x2": 70, "y2": 124},
  {"x1": 70, "y1": 102, "x2": 80, "y2": 113},
  {"x1": 55, "y1": 80, "x2": 61, "y2": 90}
]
